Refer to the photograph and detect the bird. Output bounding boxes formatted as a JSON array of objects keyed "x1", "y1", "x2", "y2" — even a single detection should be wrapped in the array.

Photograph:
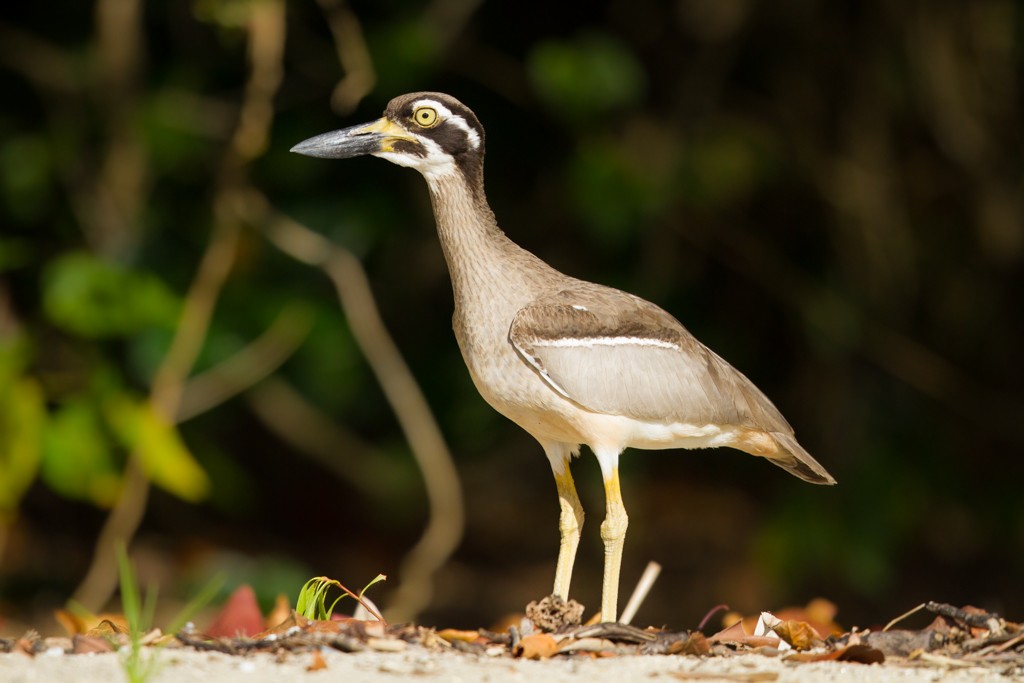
[{"x1": 291, "y1": 92, "x2": 836, "y2": 623}]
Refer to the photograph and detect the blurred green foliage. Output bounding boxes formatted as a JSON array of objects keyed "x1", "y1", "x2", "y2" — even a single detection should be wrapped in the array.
[
  {"x1": 42, "y1": 398, "x2": 121, "y2": 507},
  {"x1": 528, "y1": 31, "x2": 647, "y2": 122},
  {"x1": 43, "y1": 252, "x2": 181, "y2": 338},
  {"x1": 0, "y1": 375, "x2": 44, "y2": 514},
  {"x1": 0, "y1": 0, "x2": 1021, "y2": 632}
]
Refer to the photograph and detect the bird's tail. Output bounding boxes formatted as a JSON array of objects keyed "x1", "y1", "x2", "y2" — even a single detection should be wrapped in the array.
[{"x1": 767, "y1": 431, "x2": 837, "y2": 485}]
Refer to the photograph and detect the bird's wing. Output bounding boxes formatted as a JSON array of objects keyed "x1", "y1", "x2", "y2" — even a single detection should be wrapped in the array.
[{"x1": 508, "y1": 285, "x2": 793, "y2": 431}]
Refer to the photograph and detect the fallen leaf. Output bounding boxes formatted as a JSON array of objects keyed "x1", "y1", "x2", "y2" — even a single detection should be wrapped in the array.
[
  {"x1": 306, "y1": 649, "x2": 327, "y2": 671},
  {"x1": 85, "y1": 619, "x2": 128, "y2": 638},
  {"x1": 786, "y1": 643, "x2": 885, "y2": 664},
  {"x1": 206, "y1": 585, "x2": 263, "y2": 638},
  {"x1": 72, "y1": 635, "x2": 114, "y2": 654},
  {"x1": 55, "y1": 610, "x2": 129, "y2": 636},
  {"x1": 774, "y1": 598, "x2": 842, "y2": 637},
  {"x1": 667, "y1": 632, "x2": 712, "y2": 656},
  {"x1": 264, "y1": 594, "x2": 291, "y2": 630},
  {"x1": 709, "y1": 620, "x2": 783, "y2": 649},
  {"x1": 54, "y1": 610, "x2": 79, "y2": 637},
  {"x1": 752, "y1": 613, "x2": 790, "y2": 650},
  {"x1": 438, "y1": 628, "x2": 481, "y2": 643},
  {"x1": 305, "y1": 619, "x2": 346, "y2": 634},
  {"x1": 709, "y1": 620, "x2": 748, "y2": 641},
  {"x1": 772, "y1": 620, "x2": 824, "y2": 650},
  {"x1": 513, "y1": 633, "x2": 559, "y2": 659}
]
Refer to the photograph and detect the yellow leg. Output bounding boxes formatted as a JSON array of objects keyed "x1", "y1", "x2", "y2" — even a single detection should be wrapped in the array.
[
  {"x1": 552, "y1": 467, "x2": 585, "y2": 600},
  {"x1": 599, "y1": 467, "x2": 628, "y2": 623}
]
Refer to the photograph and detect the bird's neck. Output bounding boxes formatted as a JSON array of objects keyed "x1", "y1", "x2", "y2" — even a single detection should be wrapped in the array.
[{"x1": 426, "y1": 173, "x2": 559, "y2": 305}]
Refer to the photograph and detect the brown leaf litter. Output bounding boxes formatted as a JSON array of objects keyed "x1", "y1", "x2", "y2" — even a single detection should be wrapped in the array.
[{"x1": 1, "y1": 597, "x2": 1021, "y2": 677}]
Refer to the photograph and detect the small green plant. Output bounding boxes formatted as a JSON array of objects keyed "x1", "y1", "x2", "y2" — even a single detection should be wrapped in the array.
[
  {"x1": 295, "y1": 574, "x2": 387, "y2": 623},
  {"x1": 115, "y1": 542, "x2": 223, "y2": 683},
  {"x1": 117, "y1": 543, "x2": 159, "y2": 683}
]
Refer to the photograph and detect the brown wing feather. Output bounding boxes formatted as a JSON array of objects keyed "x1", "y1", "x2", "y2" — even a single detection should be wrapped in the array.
[{"x1": 508, "y1": 284, "x2": 793, "y2": 432}]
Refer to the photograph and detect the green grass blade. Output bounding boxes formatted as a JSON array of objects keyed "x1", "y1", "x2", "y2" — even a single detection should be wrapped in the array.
[{"x1": 117, "y1": 542, "x2": 141, "y2": 634}]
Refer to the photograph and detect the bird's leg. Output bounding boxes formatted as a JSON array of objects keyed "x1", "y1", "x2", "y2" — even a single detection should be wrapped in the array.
[
  {"x1": 543, "y1": 443, "x2": 584, "y2": 600},
  {"x1": 552, "y1": 466, "x2": 584, "y2": 599},
  {"x1": 596, "y1": 449, "x2": 628, "y2": 623}
]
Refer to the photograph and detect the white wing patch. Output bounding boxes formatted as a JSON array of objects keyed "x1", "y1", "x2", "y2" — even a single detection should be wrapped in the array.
[{"x1": 533, "y1": 336, "x2": 680, "y2": 350}]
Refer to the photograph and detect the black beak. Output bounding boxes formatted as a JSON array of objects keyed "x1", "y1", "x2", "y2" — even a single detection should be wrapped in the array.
[{"x1": 290, "y1": 117, "x2": 414, "y2": 159}]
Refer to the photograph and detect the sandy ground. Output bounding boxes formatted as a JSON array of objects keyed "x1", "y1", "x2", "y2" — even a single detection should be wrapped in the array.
[{"x1": 1, "y1": 647, "x2": 1020, "y2": 683}]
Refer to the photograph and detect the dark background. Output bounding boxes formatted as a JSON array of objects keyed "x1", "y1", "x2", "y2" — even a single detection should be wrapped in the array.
[{"x1": 1, "y1": 0, "x2": 1022, "y2": 634}]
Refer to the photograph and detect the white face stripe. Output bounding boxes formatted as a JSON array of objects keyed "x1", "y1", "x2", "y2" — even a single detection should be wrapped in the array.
[
  {"x1": 375, "y1": 129, "x2": 458, "y2": 181},
  {"x1": 411, "y1": 98, "x2": 481, "y2": 150},
  {"x1": 377, "y1": 141, "x2": 456, "y2": 181},
  {"x1": 533, "y1": 336, "x2": 680, "y2": 350}
]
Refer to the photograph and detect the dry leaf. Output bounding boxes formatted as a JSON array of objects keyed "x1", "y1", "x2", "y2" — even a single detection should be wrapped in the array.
[
  {"x1": 708, "y1": 629, "x2": 786, "y2": 649},
  {"x1": 206, "y1": 585, "x2": 263, "y2": 638},
  {"x1": 772, "y1": 620, "x2": 825, "y2": 650},
  {"x1": 774, "y1": 598, "x2": 842, "y2": 637},
  {"x1": 667, "y1": 632, "x2": 712, "y2": 656},
  {"x1": 55, "y1": 610, "x2": 129, "y2": 636},
  {"x1": 786, "y1": 643, "x2": 885, "y2": 664},
  {"x1": 306, "y1": 649, "x2": 328, "y2": 671},
  {"x1": 437, "y1": 628, "x2": 481, "y2": 643},
  {"x1": 709, "y1": 620, "x2": 748, "y2": 642},
  {"x1": 264, "y1": 594, "x2": 291, "y2": 630},
  {"x1": 85, "y1": 619, "x2": 128, "y2": 638},
  {"x1": 72, "y1": 635, "x2": 115, "y2": 654},
  {"x1": 513, "y1": 633, "x2": 559, "y2": 659}
]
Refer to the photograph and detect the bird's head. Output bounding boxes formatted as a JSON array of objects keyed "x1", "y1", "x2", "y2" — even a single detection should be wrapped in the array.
[{"x1": 290, "y1": 92, "x2": 485, "y2": 185}]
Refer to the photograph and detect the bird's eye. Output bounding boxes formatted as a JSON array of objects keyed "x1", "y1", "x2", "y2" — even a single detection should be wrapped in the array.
[{"x1": 413, "y1": 106, "x2": 439, "y2": 128}]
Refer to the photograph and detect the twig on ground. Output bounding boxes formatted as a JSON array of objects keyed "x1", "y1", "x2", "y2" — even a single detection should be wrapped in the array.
[
  {"x1": 697, "y1": 604, "x2": 730, "y2": 632},
  {"x1": 619, "y1": 561, "x2": 661, "y2": 626},
  {"x1": 884, "y1": 602, "x2": 926, "y2": 632}
]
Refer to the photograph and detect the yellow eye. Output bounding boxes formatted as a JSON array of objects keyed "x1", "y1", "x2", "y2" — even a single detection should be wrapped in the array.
[{"x1": 413, "y1": 106, "x2": 439, "y2": 128}]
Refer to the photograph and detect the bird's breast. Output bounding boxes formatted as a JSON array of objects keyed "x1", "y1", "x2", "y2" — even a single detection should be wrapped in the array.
[{"x1": 451, "y1": 297, "x2": 583, "y2": 444}]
